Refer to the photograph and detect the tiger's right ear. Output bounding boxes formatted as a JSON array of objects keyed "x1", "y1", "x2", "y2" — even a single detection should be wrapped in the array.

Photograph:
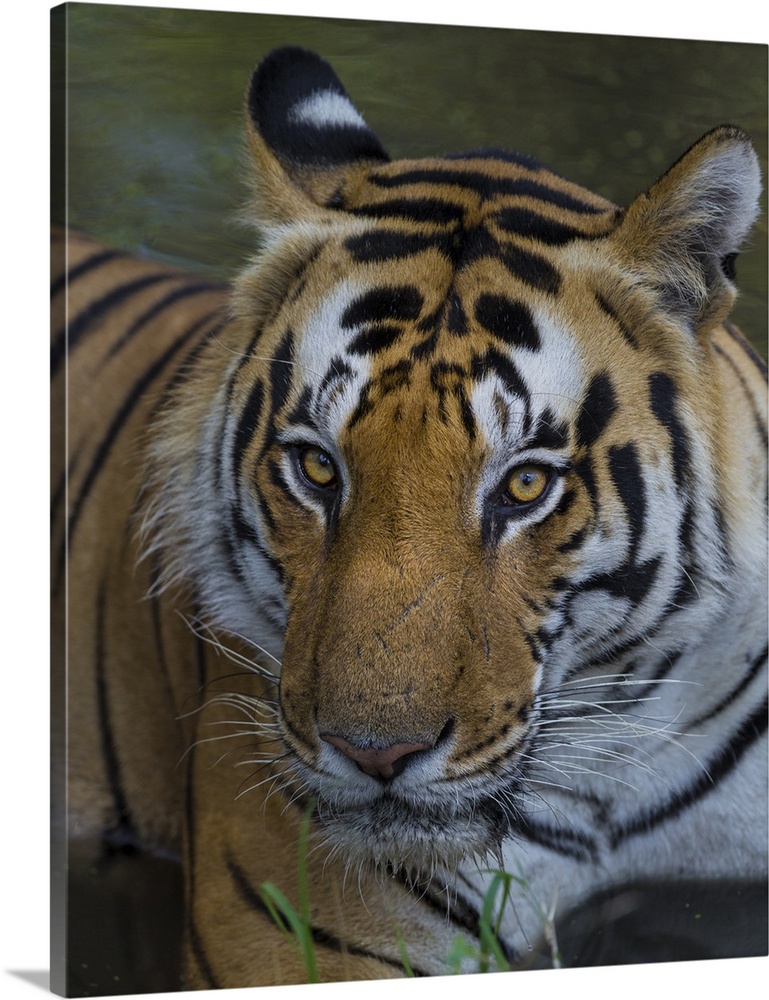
[
  {"x1": 245, "y1": 47, "x2": 390, "y2": 225},
  {"x1": 613, "y1": 125, "x2": 761, "y2": 336}
]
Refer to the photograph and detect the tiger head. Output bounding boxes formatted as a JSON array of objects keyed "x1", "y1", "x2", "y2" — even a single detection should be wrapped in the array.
[{"x1": 151, "y1": 48, "x2": 762, "y2": 873}]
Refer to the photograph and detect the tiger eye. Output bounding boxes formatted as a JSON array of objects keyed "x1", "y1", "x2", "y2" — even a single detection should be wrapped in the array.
[
  {"x1": 505, "y1": 464, "x2": 550, "y2": 505},
  {"x1": 299, "y1": 447, "x2": 337, "y2": 489}
]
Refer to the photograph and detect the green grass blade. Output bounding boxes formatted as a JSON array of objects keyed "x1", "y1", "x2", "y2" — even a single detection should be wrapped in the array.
[
  {"x1": 393, "y1": 925, "x2": 416, "y2": 977},
  {"x1": 258, "y1": 803, "x2": 320, "y2": 984}
]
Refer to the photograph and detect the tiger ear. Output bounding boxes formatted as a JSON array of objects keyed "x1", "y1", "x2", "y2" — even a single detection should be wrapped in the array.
[
  {"x1": 615, "y1": 126, "x2": 761, "y2": 335},
  {"x1": 245, "y1": 47, "x2": 389, "y2": 224}
]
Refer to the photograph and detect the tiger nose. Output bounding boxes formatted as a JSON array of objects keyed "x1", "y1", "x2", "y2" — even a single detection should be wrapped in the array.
[{"x1": 321, "y1": 733, "x2": 433, "y2": 781}]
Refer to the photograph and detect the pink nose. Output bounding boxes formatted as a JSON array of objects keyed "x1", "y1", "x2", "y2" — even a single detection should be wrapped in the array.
[{"x1": 321, "y1": 733, "x2": 432, "y2": 781}]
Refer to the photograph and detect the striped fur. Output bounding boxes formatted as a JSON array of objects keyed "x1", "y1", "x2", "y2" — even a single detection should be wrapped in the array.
[{"x1": 53, "y1": 47, "x2": 767, "y2": 986}]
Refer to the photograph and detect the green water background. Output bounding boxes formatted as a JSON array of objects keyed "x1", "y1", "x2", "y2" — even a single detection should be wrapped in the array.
[{"x1": 52, "y1": 2, "x2": 767, "y2": 351}]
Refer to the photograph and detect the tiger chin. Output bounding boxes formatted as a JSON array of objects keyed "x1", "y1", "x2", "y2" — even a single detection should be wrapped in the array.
[
  {"x1": 288, "y1": 717, "x2": 528, "y2": 881},
  {"x1": 54, "y1": 44, "x2": 767, "y2": 989}
]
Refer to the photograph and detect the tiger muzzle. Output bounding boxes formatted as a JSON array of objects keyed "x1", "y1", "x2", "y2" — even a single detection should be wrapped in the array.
[{"x1": 281, "y1": 555, "x2": 474, "y2": 770}]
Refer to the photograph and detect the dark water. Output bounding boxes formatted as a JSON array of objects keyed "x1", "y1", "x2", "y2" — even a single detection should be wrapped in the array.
[
  {"x1": 65, "y1": 838, "x2": 767, "y2": 995},
  {"x1": 52, "y1": 4, "x2": 768, "y2": 995},
  {"x1": 52, "y1": 3, "x2": 767, "y2": 350},
  {"x1": 66, "y1": 841, "x2": 184, "y2": 997}
]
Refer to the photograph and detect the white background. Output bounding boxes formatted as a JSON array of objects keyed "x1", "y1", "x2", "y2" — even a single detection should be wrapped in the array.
[{"x1": 3, "y1": 1, "x2": 766, "y2": 998}]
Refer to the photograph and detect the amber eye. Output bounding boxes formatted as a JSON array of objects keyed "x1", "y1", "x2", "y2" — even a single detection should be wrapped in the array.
[
  {"x1": 502, "y1": 464, "x2": 550, "y2": 506},
  {"x1": 298, "y1": 447, "x2": 338, "y2": 490}
]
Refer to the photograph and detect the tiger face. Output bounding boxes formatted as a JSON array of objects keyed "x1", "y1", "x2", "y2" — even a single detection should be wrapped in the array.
[{"x1": 150, "y1": 48, "x2": 762, "y2": 874}]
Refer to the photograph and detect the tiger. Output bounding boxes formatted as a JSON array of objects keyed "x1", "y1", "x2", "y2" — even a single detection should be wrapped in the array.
[{"x1": 51, "y1": 45, "x2": 768, "y2": 989}]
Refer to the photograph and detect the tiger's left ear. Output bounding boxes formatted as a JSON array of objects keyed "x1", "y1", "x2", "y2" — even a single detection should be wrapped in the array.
[
  {"x1": 615, "y1": 126, "x2": 761, "y2": 335},
  {"x1": 245, "y1": 47, "x2": 390, "y2": 225}
]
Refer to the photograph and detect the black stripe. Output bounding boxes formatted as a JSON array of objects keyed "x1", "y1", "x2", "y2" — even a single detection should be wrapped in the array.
[
  {"x1": 267, "y1": 458, "x2": 305, "y2": 515},
  {"x1": 410, "y1": 328, "x2": 441, "y2": 361},
  {"x1": 518, "y1": 618, "x2": 542, "y2": 663},
  {"x1": 104, "y1": 280, "x2": 222, "y2": 361},
  {"x1": 576, "y1": 372, "x2": 617, "y2": 449},
  {"x1": 666, "y1": 502, "x2": 699, "y2": 609},
  {"x1": 401, "y1": 869, "x2": 520, "y2": 966},
  {"x1": 144, "y1": 312, "x2": 227, "y2": 428},
  {"x1": 454, "y1": 223, "x2": 562, "y2": 293},
  {"x1": 369, "y1": 168, "x2": 608, "y2": 214},
  {"x1": 499, "y1": 244, "x2": 561, "y2": 294},
  {"x1": 514, "y1": 812, "x2": 599, "y2": 862},
  {"x1": 247, "y1": 328, "x2": 295, "y2": 485},
  {"x1": 495, "y1": 206, "x2": 600, "y2": 245},
  {"x1": 226, "y1": 854, "x2": 424, "y2": 975},
  {"x1": 594, "y1": 292, "x2": 638, "y2": 348},
  {"x1": 348, "y1": 323, "x2": 404, "y2": 355},
  {"x1": 286, "y1": 385, "x2": 315, "y2": 428},
  {"x1": 346, "y1": 382, "x2": 374, "y2": 430},
  {"x1": 51, "y1": 439, "x2": 83, "y2": 544},
  {"x1": 50, "y1": 246, "x2": 123, "y2": 300},
  {"x1": 471, "y1": 347, "x2": 530, "y2": 409},
  {"x1": 447, "y1": 293, "x2": 468, "y2": 335},
  {"x1": 574, "y1": 553, "x2": 662, "y2": 606},
  {"x1": 341, "y1": 285, "x2": 424, "y2": 328},
  {"x1": 556, "y1": 523, "x2": 588, "y2": 554},
  {"x1": 350, "y1": 197, "x2": 465, "y2": 226},
  {"x1": 648, "y1": 371, "x2": 692, "y2": 488},
  {"x1": 459, "y1": 391, "x2": 477, "y2": 440},
  {"x1": 59, "y1": 313, "x2": 210, "y2": 588},
  {"x1": 416, "y1": 300, "x2": 446, "y2": 334},
  {"x1": 648, "y1": 367, "x2": 734, "y2": 614},
  {"x1": 411, "y1": 871, "x2": 483, "y2": 936},
  {"x1": 95, "y1": 579, "x2": 135, "y2": 840},
  {"x1": 712, "y1": 341, "x2": 769, "y2": 451},
  {"x1": 319, "y1": 357, "x2": 355, "y2": 397},
  {"x1": 602, "y1": 651, "x2": 686, "y2": 705},
  {"x1": 238, "y1": 407, "x2": 290, "y2": 572},
  {"x1": 267, "y1": 329, "x2": 295, "y2": 427},
  {"x1": 572, "y1": 454, "x2": 598, "y2": 508},
  {"x1": 232, "y1": 379, "x2": 265, "y2": 482},
  {"x1": 378, "y1": 359, "x2": 413, "y2": 396},
  {"x1": 51, "y1": 272, "x2": 178, "y2": 377},
  {"x1": 608, "y1": 443, "x2": 645, "y2": 560},
  {"x1": 186, "y1": 918, "x2": 219, "y2": 990},
  {"x1": 184, "y1": 740, "x2": 220, "y2": 989},
  {"x1": 691, "y1": 646, "x2": 768, "y2": 728},
  {"x1": 225, "y1": 322, "x2": 269, "y2": 406},
  {"x1": 474, "y1": 293, "x2": 540, "y2": 351},
  {"x1": 530, "y1": 409, "x2": 569, "y2": 451},
  {"x1": 723, "y1": 321, "x2": 768, "y2": 379},
  {"x1": 250, "y1": 476, "x2": 280, "y2": 537},
  {"x1": 567, "y1": 645, "x2": 684, "y2": 693},
  {"x1": 551, "y1": 486, "x2": 576, "y2": 517},
  {"x1": 430, "y1": 361, "x2": 476, "y2": 439},
  {"x1": 224, "y1": 505, "x2": 286, "y2": 595},
  {"x1": 228, "y1": 482, "x2": 287, "y2": 587},
  {"x1": 446, "y1": 147, "x2": 543, "y2": 170},
  {"x1": 344, "y1": 228, "x2": 452, "y2": 263},
  {"x1": 609, "y1": 697, "x2": 768, "y2": 847}
]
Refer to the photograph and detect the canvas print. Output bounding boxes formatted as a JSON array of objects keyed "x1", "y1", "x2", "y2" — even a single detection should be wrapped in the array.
[{"x1": 51, "y1": 3, "x2": 768, "y2": 995}]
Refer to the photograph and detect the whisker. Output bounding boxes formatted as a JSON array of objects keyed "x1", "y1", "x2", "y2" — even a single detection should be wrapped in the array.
[{"x1": 181, "y1": 614, "x2": 280, "y2": 684}]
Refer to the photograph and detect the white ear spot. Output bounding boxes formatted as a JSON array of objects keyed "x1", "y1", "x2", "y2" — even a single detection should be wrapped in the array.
[{"x1": 289, "y1": 90, "x2": 369, "y2": 130}]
